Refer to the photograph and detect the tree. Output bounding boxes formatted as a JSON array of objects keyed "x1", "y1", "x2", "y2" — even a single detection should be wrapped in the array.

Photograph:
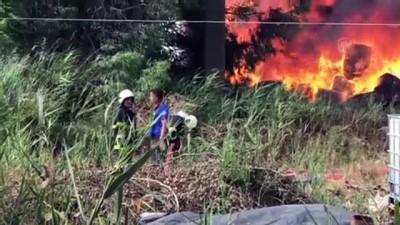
[
  {"x1": 172, "y1": 0, "x2": 311, "y2": 82},
  {"x1": 225, "y1": 2, "x2": 311, "y2": 84},
  {"x1": 2, "y1": 0, "x2": 180, "y2": 59}
]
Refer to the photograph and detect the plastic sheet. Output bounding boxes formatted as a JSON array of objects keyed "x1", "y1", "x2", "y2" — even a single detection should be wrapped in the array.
[{"x1": 139, "y1": 204, "x2": 355, "y2": 225}]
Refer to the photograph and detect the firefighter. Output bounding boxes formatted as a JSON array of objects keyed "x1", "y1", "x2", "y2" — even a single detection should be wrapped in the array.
[
  {"x1": 164, "y1": 111, "x2": 198, "y2": 174},
  {"x1": 165, "y1": 111, "x2": 197, "y2": 154},
  {"x1": 167, "y1": 113, "x2": 186, "y2": 151},
  {"x1": 163, "y1": 112, "x2": 186, "y2": 174},
  {"x1": 112, "y1": 89, "x2": 137, "y2": 161}
]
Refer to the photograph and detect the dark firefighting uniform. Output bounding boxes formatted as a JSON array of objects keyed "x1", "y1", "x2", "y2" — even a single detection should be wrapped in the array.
[
  {"x1": 112, "y1": 106, "x2": 136, "y2": 152},
  {"x1": 163, "y1": 114, "x2": 185, "y2": 173},
  {"x1": 167, "y1": 114, "x2": 185, "y2": 151}
]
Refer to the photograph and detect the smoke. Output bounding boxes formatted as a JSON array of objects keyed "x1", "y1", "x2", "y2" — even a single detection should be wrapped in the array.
[
  {"x1": 305, "y1": 0, "x2": 400, "y2": 39},
  {"x1": 268, "y1": 0, "x2": 400, "y2": 76},
  {"x1": 320, "y1": 0, "x2": 400, "y2": 23}
]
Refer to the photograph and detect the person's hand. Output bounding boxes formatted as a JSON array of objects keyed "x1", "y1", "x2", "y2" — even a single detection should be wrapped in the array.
[
  {"x1": 144, "y1": 137, "x2": 151, "y2": 152},
  {"x1": 130, "y1": 104, "x2": 137, "y2": 113},
  {"x1": 158, "y1": 140, "x2": 166, "y2": 151}
]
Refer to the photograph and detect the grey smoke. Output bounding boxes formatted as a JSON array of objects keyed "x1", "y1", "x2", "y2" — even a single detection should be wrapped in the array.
[{"x1": 279, "y1": 0, "x2": 400, "y2": 69}]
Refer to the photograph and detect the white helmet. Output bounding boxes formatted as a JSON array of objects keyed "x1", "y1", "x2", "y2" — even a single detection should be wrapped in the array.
[
  {"x1": 176, "y1": 110, "x2": 198, "y2": 130},
  {"x1": 185, "y1": 115, "x2": 198, "y2": 130},
  {"x1": 118, "y1": 89, "x2": 134, "y2": 104},
  {"x1": 176, "y1": 111, "x2": 189, "y2": 118}
]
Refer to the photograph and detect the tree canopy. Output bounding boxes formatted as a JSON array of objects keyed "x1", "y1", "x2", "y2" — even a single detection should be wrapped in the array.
[{"x1": 0, "y1": 0, "x2": 310, "y2": 80}]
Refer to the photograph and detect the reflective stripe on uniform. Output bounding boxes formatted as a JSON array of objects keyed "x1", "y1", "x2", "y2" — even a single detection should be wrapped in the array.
[
  {"x1": 168, "y1": 127, "x2": 178, "y2": 141},
  {"x1": 114, "y1": 133, "x2": 124, "y2": 150},
  {"x1": 113, "y1": 122, "x2": 127, "y2": 130},
  {"x1": 113, "y1": 120, "x2": 136, "y2": 151}
]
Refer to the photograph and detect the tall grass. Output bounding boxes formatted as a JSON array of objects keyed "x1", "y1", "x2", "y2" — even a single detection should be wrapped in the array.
[{"x1": 0, "y1": 52, "x2": 396, "y2": 224}]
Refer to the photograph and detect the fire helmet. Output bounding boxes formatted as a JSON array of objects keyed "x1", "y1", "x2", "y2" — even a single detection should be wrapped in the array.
[
  {"x1": 176, "y1": 111, "x2": 189, "y2": 118},
  {"x1": 185, "y1": 115, "x2": 198, "y2": 130},
  {"x1": 118, "y1": 89, "x2": 134, "y2": 104},
  {"x1": 176, "y1": 111, "x2": 197, "y2": 130}
]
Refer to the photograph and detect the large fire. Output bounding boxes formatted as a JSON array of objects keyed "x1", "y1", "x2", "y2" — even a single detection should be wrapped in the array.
[{"x1": 225, "y1": 0, "x2": 400, "y2": 101}]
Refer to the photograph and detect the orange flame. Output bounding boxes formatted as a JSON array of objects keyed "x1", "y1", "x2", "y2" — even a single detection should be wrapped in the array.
[{"x1": 225, "y1": 0, "x2": 400, "y2": 101}]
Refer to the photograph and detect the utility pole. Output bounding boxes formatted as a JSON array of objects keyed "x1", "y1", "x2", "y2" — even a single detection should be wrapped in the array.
[{"x1": 204, "y1": 0, "x2": 226, "y2": 76}]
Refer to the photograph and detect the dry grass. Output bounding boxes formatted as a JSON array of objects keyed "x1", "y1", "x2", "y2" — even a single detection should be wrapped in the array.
[{"x1": 1, "y1": 159, "x2": 314, "y2": 223}]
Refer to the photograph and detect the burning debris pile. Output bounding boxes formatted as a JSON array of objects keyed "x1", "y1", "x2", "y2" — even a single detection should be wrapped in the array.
[
  {"x1": 349, "y1": 73, "x2": 400, "y2": 106},
  {"x1": 225, "y1": 0, "x2": 400, "y2": 103},
  {"x1": 343, "y1": 44, "x2": 372, "y2": 80}
]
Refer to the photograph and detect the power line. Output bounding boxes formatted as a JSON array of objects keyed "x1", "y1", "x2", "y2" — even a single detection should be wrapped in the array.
[{"x1": 1, "y1": 17, "x2": 400, "y2": 26}]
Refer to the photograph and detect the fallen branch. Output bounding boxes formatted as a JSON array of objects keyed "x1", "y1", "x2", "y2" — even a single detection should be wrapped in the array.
[{"x1": 132, "y1": 177, "x2": 180, "y2": 212}]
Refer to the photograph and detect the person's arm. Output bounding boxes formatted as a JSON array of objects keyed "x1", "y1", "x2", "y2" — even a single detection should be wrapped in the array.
[
  {"x1": 133, "y1": 116, "x2": 137, "y2": 137},
  {"x1": 112, "y1": 109, "x2": 123, "y2": 148},
  {"x1": 130, "y1": 106, "x2": 137, "y2": 137},
  {"x1": 158, "y1": 107, "x2": 169, "y2": 150},
  {"x1": 160, "y1": 119, "x2": 168, "y2": 140},
  {"x1": 132, "y1": 104, "x2": 138, "y2": 134},
  {"x1": 157, "y1": 119, "x2": 168, "y2": 151}
]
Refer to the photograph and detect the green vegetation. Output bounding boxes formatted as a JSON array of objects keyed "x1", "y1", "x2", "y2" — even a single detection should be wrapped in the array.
[
  {"x1": 0, "y1": 1, "x2": 396, "y2": 224},
  {"x1": 0, "y1": 52, "x2": 395, "y2": 224}
]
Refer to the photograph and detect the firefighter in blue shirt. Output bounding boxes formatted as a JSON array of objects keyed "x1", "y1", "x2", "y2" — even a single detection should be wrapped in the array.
[{"x1": 112, "y1": 89, "x2": 137, "y2": 160}]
